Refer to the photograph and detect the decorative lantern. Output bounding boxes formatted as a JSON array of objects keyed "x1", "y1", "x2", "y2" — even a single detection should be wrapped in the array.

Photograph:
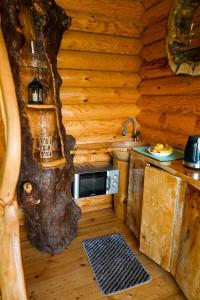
[{"x1": 28, "y1": 77, "x2": 43, "y2": 104}]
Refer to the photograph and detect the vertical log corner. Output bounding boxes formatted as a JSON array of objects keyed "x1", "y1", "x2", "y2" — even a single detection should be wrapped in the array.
[{"x1": 0, "y1": 0, "x2": 81, "y2": 254}]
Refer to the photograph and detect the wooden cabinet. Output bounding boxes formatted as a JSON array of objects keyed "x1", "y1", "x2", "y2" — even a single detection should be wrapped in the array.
[
  {"x1": 139, "y1": 166, "x2": 185, "y2": 272},
  {"x1": 175, "y1": 184, "x2": 200, "y2": 300},
  {"x1": 127, "y1": 151, "x2": 200, "y2": 299},
  {"x1": 127, "y1": 154, "x2": 149, "y2": 240}
]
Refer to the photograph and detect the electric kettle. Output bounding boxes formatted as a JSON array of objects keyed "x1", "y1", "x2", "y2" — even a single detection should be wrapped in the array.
[{"x1": 183, "y1": 136, "x2": 200, "y2": 169}]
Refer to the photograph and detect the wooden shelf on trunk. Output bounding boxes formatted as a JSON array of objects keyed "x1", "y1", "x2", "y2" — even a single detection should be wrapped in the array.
[
  {"x1": 26, "y1": 104, "x2": 55, "y2": 109},
  {"x1": 39, "y1": 157, "x2": 66, "y2": 168}
]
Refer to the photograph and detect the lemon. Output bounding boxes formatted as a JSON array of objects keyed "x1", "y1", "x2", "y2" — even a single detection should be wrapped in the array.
[{"x1": 155, "y1": 143, "x2": 164, "y2": 150}]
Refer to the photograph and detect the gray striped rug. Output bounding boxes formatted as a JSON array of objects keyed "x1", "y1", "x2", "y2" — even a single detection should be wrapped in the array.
[{"x1": 83, "y1": 233, "x2": 151, "y2": 295}]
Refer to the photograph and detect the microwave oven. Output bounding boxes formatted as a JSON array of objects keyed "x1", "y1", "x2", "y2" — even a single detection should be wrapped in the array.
[{"x1": 72, "y1": 162, "x2": 119, "y2": 200}]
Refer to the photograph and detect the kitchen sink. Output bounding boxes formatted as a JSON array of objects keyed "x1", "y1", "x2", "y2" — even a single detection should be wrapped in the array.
[{"x1": 110, "y1": 141, "x2": 147, "y2": 162}]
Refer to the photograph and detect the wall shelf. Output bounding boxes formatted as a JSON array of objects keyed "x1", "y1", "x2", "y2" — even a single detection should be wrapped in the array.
[
  {"x1": 40, "y1": 157, "x2": 66, "y2": 168},
  {"x1": 26, "y1": 104, "x2": 55, "y2": 109}
]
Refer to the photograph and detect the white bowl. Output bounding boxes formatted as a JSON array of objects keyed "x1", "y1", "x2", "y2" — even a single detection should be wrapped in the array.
[{"x1": 148, "y1": 147, "x2": 173, "y2": 157}]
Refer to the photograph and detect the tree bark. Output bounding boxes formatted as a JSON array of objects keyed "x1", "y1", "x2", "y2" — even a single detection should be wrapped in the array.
[{"x1": 0, "y1": 0, "x2": 81, "y2": 254}]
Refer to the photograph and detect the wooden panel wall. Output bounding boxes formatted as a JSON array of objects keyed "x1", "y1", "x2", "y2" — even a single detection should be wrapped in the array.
[
  {"x1": 57, "y1": 0, "x2": 143, "y2": 148},
  {"x1": 138, "y1": 0, "x2": 200, "y2": 149}
]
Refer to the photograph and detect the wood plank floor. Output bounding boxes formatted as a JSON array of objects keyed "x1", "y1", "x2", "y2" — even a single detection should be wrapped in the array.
[{"x1": 20, "y1": 208, "x2": 186, "y2": 300}]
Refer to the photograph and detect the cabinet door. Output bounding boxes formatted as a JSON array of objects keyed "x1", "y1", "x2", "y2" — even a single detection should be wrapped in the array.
[
  {"x1": 127, "y1": 154, "x2": 148, "y2": 240},
  {"x1": 175, "y1": 185, "x2": 200, "y2": 300},
  {"x1": 140, "y1": 166, "x2": 181, "y2": 271}
]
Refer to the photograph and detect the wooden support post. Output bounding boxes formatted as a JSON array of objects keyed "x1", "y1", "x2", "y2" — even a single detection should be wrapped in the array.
[
  {"x1": 0, "y1": 200, "x2": 27, "y2": 300},
  {"x1": 0, "y1": 24, "x2": 27, "y2": 300}
]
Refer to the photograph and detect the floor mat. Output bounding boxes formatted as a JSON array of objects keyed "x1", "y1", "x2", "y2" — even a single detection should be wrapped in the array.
[{"x1": 83, "y1": 233, "x2": 151, "y2": 295}]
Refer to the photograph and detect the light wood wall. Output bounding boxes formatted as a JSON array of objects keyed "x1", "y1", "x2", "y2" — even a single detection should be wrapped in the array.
[
  {"x1": 57, "y1": 0, "x2": 143, "y2": 150},
  {"x1": 138, "y1": 0, "x2": 200, "y2": 149}
]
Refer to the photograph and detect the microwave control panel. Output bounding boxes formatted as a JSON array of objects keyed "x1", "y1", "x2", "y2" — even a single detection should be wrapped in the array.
[{"x1": 106, "y1": 169, "x2": 119, "y2": 195}]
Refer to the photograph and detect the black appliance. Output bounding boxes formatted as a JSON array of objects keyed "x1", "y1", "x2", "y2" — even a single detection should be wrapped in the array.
[{"x1": 183, "y1": 136, "x2": 200, "y2": 169}]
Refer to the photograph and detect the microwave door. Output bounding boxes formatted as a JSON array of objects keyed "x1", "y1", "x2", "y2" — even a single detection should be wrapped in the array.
[{"x1": 79, "y1": 171, "x2": 107, "y2": 198}]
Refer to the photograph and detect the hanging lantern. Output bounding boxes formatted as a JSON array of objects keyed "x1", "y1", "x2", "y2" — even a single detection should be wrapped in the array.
[{"x1": 28, "y1": 77, "x2": 43, "y2": 104}]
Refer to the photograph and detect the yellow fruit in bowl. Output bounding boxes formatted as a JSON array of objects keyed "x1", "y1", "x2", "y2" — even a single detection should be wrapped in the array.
[
  {"x1": 150, "y1": 143, "x2": 173, "y2": 155},
  {"x1": 152, "y1": 148, "x2": 159, "y2": 153},
  {"x1": 155, "y1": 143, "x2": 164, "y2": 150}
]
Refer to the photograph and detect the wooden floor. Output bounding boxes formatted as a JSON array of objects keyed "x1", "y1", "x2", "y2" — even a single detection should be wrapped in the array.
[{"x1": 20, "y1": 208, "x2": 186, "y2": 300}]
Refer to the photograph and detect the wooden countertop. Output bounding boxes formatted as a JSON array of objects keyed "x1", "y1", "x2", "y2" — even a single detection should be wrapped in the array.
[{"x1": 131, "y1": 150, "x2": 200, "y2": 190}]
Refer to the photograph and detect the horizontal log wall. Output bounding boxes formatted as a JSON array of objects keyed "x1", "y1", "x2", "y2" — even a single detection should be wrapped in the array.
[
  {"x1": 57, "y1": 0, "x2": 143, "y2": 150},
  {"x1": 138, "y1": 0, "x2": 200, "y2": 149}
]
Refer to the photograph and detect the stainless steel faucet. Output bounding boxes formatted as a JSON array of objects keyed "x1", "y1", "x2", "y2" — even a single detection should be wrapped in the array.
[{"x1": 122, "y1": 117, "x2": 138, "y2": 141}]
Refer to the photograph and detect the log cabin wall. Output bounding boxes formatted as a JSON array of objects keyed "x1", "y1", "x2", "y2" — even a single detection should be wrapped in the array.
[
  {"x1": 56, "y1": 0, "x2": 143, "y2": 163},
  {"x1": 138, "y1": 0, "x2": 200, "y2": 150}
]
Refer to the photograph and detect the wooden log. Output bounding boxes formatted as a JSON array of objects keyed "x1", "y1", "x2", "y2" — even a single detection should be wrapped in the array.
[
  {"x1": 57, "y1": 0, "x2": 144, "y2": 19},
  {"x1": 139, "y1": 59, "x2": 172, "y2": 79},
  {"x1": 142, "y1": 19, "x2": 167, "y2": 46},
  {"x1": 60, "y1": 87, "x2": 140, "y2": 104},
  {"x1": 74, "y1": 153, "x2": 111, "y2": 164},
  {"x1": 57, "y1": 50, "x2": 142, "y2": 72},
  {"x1": 137, "y1": 111, "x2": 200, "y2": 136},
  {"x1": 64, "y1": 119, "x2": 133, "y2": 137},
  {"x1": 61, "y1": 96, "x2": 138, "y2": 105},
  {"x1": 141, "y1": 126, "x2": 187, "y2": 149},
  {"x1": 59, "y1": 69, "x2": 141, "y2": 88},
  {"x1": 0, "y1": 26, "x2": 27, "y2": 300},
  {"x1": 72, "y1": 148, "x2": 131, "y2": 156},
  {"x1": 137, "y1": 111, "x2": 164, "y2": 130},
  {"x1": 143, "y1": 0, "x2": 161, "y2": 10},
  {"x1": 1, "y1": 0, "x2": 81, "y2": 254},
  {"x1": 143, "y1": 0, "x2": 173, "y2": 28},
  {"x1": 74, "y1": 139, "x2": 135, "y2": 150},
  {"x1": 113, "y1": 158, "x2": 129, "y2": 221},
  {"x1": 75, "y1": 134, "x2": 134, "y2": 145},
  {"x1": 62, "y1": 104, "x2": 139, "y2": 121},
  {"x1": 139, "y1": 76, "x2": 200, "y2": 95},
  {"x1": 175, "y1": 185, "x2": 200, "y2": 300},
  {"x1": 0, "y1": 30, "x2": 21, "y2": 207},
  {"x1": 0, "y1": 200, "x2": 27, "y2": 300},
  {"x1": 164, "y1": 114, "x2": 200, "y2": 137},
  {"x1": 61, "y1": 87, "x2": 140, "y2": 104},
  {"x1": 0, "y1": 113, "x2": 5, "y2": 161},
  {"x1": 138, "y1": 95, "x2": 200, "y2": 115},
  {"x1": 61, "y1": 31, "x2": 142, "y2": 55},
  {"x1": 140, "y1": 40, "x2": 166, "y2": 62},
  {"x1": 67, "y1": 10, "x2": 143, "y2": 37}
]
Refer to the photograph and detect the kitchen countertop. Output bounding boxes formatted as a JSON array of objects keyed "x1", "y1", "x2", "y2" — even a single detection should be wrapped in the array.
[{"x1": 131, "y1": 150, "x2": 200, "y2": 190}]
